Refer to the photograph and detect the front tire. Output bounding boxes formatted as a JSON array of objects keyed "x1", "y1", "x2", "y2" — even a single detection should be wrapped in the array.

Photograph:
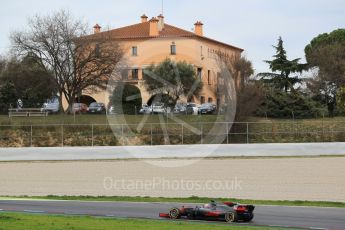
[
  {"x1": 169, "y1": 207, "x2": 181, "y2": 219},
  {"x1": 225, "y1": 212, "x2": 237, "y2": 223}
]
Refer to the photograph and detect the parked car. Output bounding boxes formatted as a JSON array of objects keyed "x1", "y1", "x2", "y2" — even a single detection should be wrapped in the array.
[
  {"x1": 173, "y1": 103, "x2": 187, "y2": 114},
  {"x1": 108, "y1": 105, "x2": 115, "y2": 115},
  {"x1": 198, "y1": 103, "x2": 217, "y2": 114},
  {"x1": 87, "y1": 102, "x2": 106, "y2": 114},
  {"x1": 186, "y1": 103, "x2": 199, "y2": 115},
  {"x1": 41, "y1": 97, "x2": 59, "y2": 114},
  {"x1": 152, "y1": 103, "x2": 166, "y2": 114},
  {"x1": 73, "y1": 103, "x2": 88, "y2": 114},
  {"x1": 139, "y1": 104, "x2": 152, "y2": 114}
]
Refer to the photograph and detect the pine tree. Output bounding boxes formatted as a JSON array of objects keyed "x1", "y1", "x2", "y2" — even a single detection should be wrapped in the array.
[{"x1": 259, "y1": 37, "x2": 306, "y2": 92}]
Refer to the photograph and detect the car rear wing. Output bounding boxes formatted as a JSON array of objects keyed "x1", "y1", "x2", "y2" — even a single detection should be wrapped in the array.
[
  {"x1": 245, "y1": 205, "x2": 255, "y2": 212},
  {"x1": 223, "y1": 202, "x2": 255, "y2": 212}
]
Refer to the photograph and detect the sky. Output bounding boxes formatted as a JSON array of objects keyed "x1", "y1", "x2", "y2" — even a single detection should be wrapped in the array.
[{"x1": 0, "y1": 0, "x2": 344, "y2": 73}]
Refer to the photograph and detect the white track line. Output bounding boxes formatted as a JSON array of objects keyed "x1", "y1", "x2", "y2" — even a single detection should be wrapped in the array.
[
  {"x1": 269, "y1": 225, "x2": 290, "y2": 228},
  {"x1": 23, "y1": 210, "x2": 45, "y2": 213},
  {"x1": 63, "y1": 212, "x2": 85, "y2": 215}
]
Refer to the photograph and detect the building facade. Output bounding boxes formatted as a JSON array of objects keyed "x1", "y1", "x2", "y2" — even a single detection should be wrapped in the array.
[{"x1": 66, "y1": 14, "x2": 243, "y2": 109}]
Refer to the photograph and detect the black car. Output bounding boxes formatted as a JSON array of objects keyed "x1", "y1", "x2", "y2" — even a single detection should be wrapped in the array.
[
  {"x1": 198, "y1": 103, "x2": 216, "y2": 114},
  {"x1": 87, "y1": 102, "x2": 106, "y2": 114},
  {"x1": 159, "y1": 201, "x2": 254, "y2": 223}
]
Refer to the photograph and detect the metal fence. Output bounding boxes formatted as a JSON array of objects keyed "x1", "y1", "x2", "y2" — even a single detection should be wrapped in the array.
[{"x1": 1, "y1": 121, "x2": 345, "y2": 147}]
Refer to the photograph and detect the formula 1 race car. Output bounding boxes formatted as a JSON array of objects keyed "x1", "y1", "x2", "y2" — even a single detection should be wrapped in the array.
[{"x1": 159, "y1": 201, "x2": 254, "y2": 223}]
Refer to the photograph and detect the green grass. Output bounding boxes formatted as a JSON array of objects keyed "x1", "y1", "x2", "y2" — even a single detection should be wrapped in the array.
[
  {"x1": 2, "y1": 114, "x2": 345, "y2": 146},
  {"x1": 4, "y1": 195, "x2": 345, "y2": 208},
  {"x1": 0, "y1": 212, "x2": 290, "y2": 230},
  {"x1": 0, "y1": 114, "x2": 222, "y2": 125},
  {"x1": 246, "y1": 116, "x2": 345, "y2": 143},
  {"x1": 2, "y1": 114, "x2": 345, "y2": 126},
  {"x1": 0, "y1": 114, "x2": 224, "y2": 147}
]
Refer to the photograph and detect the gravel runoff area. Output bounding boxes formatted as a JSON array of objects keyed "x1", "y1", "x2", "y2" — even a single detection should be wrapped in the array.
[{"x1": 0, "y1": 157, "x2": 344, "y2": 202}]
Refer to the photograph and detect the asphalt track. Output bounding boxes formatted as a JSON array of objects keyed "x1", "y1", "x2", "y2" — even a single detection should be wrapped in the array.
[{"x1": 0, "y1": 199, "x2": 344, "y2": 229}]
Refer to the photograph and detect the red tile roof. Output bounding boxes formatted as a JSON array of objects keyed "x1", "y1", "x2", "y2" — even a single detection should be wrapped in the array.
[{"x1": 83, "y1": 21, "x2": 243, "y2": 51}]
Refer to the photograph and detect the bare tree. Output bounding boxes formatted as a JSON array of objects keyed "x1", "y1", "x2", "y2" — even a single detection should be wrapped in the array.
[
  {"x1": 11, "y1": 10, "x2": 123, "y2": 112},
  {"x1": 219, "y1": 55, "x2": 264, "y2": 121},
  {"x1": 0, "y1": 56, "x2": 6, "y2": 74},
  {"x1": 306, "y1": 70, "x2": 338, "y2": 117}
]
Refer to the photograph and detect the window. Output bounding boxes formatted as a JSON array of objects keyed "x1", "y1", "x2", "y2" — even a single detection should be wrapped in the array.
[
  {"x1": 197, "y1": 68, "x2": 202, "y2": 80},
  {"x1": 121, "y1": 69, "x2": 128, "y2": 80},
  {"x1": 208, "y1": 97, "x2": 213, "y2": 103},
  {"x1": 132, "y1": 69, "x2": 139, "y2": 80},
  {"x1": 200, "y1": 96, "x2": 205, "y2": 104},
  {"x1": 217, "y1": 72, "x2": 223, "y2": 85},
  {"x1": 132, "y1": 46, "x2": 138, "y2": 56},
  {"x1": 95, "y1": 44, "x2": 101, "y2": 57},
  {"x1": 142, "y1": 69, "x2": 147, "y2": 79},
  {"x1": 187, "y1": 96, "x2": 194, "y2": 103},
  {"x1": 170, "y1": 43, "x2": 176, "y2": 55},
  {"x1": 207, "y1": 70, "x2": 211, "y2": 85}
]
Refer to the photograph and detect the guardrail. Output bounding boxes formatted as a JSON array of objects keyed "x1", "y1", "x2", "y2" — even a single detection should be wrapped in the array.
[
  {"x1": 1, "y1": 121, "x2": 345, "y2": 147},
  {"x1": 8, "y1": 108, "x2": 48, "y2": 117}
]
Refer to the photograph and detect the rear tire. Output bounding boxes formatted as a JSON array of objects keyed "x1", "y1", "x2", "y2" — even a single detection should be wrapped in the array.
[
  {"x1": 169, "y1": 207, "x2": 181, "y2": 219},
  {"x1": 225, "y1": 212, "x2": 237, "y2": 223},
  {"x1": 245, "y1": 213, "x2": 254, "y2": 222},
  {"x1": 187, "y1": 212, "x2": 195, "y2": 220}
]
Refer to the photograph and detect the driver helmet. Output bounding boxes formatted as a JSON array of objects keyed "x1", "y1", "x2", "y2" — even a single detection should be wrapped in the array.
[{"x1": 204, "y1": 203, "x2": 211, "y2": 208}]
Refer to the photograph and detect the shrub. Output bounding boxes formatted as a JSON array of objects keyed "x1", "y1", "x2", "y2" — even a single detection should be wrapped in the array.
[{"x1": 256, "y1": 90, "x2": 326, "y2": 118}]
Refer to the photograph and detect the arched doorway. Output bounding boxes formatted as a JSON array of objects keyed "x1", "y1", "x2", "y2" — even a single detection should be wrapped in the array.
[
  {"x1": 110, "y1": 84, "x2": 142, "y2": 114},
  {"x1": 75, "y1": 95, "x2": 96, "y2": 106},
  {"x1": 147, "y1": 94, "x2": 175, "y2": 107}
]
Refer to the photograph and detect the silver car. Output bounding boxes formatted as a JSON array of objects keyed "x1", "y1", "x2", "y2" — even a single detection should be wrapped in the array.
[
  {"x1": 139, "y1": 104, "x2": 152, "y2": 114},
  {"x1": 152, "y1": 103, "x2": 166, "y2": 114},
  {"x1": 42, "y1": 98, "x2": 59, "y2": 113}
]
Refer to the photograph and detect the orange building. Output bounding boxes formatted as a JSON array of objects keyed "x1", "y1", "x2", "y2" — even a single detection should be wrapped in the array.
[{"x1": 68, "y1": 14, "x2": 243, "y2": 109}]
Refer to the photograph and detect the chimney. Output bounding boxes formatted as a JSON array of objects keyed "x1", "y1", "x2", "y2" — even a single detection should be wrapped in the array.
[
  {"x1": 93, "y1": 24, "x2": 101, "y2": 34},
  {"x1": 157, "y1": 14, "x2": 165, "y2": 31},
  {"x1": 194, "y1": 21, "x2": 203, "y2": 36},
  {"x1": 149, "y1": 17, "x2": 159, "y2": 36},
  {"x1": 141, "y1": 14, "x2": 148, "y2": 23}
]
